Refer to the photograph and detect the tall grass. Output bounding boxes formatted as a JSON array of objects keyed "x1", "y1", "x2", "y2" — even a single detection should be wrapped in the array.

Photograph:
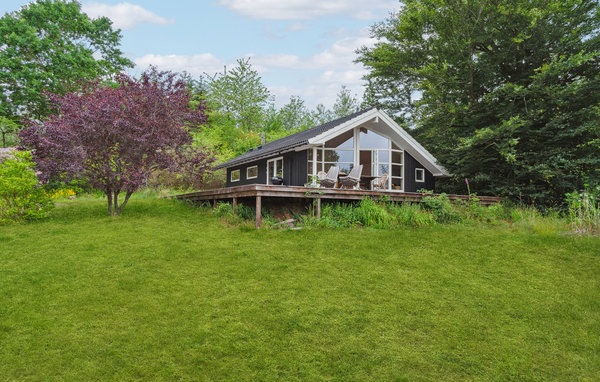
[{"x1": 566, "y1": 186, "x2": 600, "y2": 235}]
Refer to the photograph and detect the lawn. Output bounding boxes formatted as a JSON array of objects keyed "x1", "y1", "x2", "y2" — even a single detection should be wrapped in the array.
[{"x1": 1, "y1": 197, "x2": 599, "y2": 380}]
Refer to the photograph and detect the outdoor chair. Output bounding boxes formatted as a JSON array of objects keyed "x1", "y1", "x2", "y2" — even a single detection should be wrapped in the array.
[
  {"x1": 319, "y1": 166, "x2": 339, "y2": 188},
  {"x1": 339, "y1": 165, "x2": 363, "y2": 189},
  {"x1": 371, "y1": 173, "x2": 389, "y2": 191}
]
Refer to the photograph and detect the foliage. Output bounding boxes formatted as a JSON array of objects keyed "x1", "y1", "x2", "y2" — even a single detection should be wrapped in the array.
[
  {"x1": 357, "y1": 0, "x2": 600, "y2": 206},
  {"x1": 46, "y1": 188, "x2": 76, "y2": 200},
  {"x1": 0, "y1": 116, "x2": 20, "y2": 147},
  {"x1": 213, "y1": 201, "x2": 234, "y2": 217},
  {"x1": 192, "y1": 57, "x2": 365, "y2": 163},
  {"x1": 0, "y1": 150, "x2": 53, "y2": 223},
  {"x1": 420, "y1": 193, "x2": 462, "y2": 223},
  {"x1": 0, "y1": 0, "x2": 133, "y2": 121},
  {"x1": 19, "y1": 68, "x2": 213, "y2": 215},
  {"x1": 330, "y1": 85, "x2": 361, "y2": 119},
  {"x1": 566, "y1": 185, "x2": 600, "y2": 235},
  {"x1": 205, "y1": 58, "x2": 272, "y2": 132}
]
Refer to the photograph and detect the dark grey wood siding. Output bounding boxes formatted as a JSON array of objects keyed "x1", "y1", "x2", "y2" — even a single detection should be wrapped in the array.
[
  {"x1": 283, "y1": 150, "x2": 308, "y2": 186},
  {"x1": 404, "y1": 152, "x2": 435, "y2": 192},
  {"x1": 225, "y1": 150, "x2": 308, "y2": 187},
  {"x1": 226, "y1": 158, "x2": 268, "y2": 187}
]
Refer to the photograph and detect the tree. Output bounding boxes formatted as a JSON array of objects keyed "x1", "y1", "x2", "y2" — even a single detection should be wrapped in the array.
[
  {"x1": 0, "y1": 0, "x2": 133, "y2": 121},
  {"x1": 276, "y1": 96, "x2": 315, "y2": 131},
  {"x1": 331, "y1": 85, "x2": 360, "y2": 119},
  {"x1": 19, "y1": 68, "x2": 213, "y2": 215},
  {"x1": 205, "y1": 58, "x2": 272, "y2": 131},
  {"x1": 357, "y1": 0, "x2": 600, "y2": 205}
]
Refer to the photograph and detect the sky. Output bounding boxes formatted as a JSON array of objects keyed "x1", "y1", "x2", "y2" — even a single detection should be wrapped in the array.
[{"x1": 1, "y1": 0, "x2": 401, "y2": 109}]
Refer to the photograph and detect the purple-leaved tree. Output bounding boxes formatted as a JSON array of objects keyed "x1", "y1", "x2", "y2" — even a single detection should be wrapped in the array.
[{"x1": 20, "y1": 68, "x2": 213, "y2": 215}]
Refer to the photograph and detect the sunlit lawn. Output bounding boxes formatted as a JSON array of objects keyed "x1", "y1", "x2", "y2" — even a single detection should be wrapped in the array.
[{"x1": 1, "y1": 197, "x2": 599, "y2": 380}]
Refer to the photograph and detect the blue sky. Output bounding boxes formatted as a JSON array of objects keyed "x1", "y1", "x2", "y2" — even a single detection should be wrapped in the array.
[{"x1": 1, "y1": 0, "x2": 400, "y2": 108}]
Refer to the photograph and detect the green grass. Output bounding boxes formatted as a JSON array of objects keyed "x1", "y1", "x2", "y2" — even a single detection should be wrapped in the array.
[{"x1": 1, "y1": 197, "x2": 599, "y2": 380}]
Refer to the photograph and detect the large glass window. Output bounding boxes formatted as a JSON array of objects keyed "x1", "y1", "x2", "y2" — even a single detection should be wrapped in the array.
[
  {"x1": 359, "y1": 129, "x2": 389, "y2": 149},
  {"x1": 231, "y1": 169, "x2": 240, "y2": 182},
  {"x1": 306, "y1": 127, "x2": 404, "y2": 190}
]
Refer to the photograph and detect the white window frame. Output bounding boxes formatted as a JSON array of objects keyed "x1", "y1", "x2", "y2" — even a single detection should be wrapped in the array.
[
  {"x1": 267, "y1": 156, "x2": 284, "y2": 184},
  {"x1": 307, "y1": 128, "x2": 405, "y2": 191},
  {"x1": 415, "y1": 168, "x2": 425, "y2": 183},
  {"x1": 230, "y1": 169, "x2": 240, "y2": 182},
  {"x1": 246, "y1": 165, "x2": 258, "y2": 179}
]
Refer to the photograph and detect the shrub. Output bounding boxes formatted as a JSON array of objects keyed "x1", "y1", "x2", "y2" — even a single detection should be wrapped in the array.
[
  {"x1": 213, "y1": 202, "x2": 233, "y2": 218},
  {"x1": 0, "y1": 151, "x2": 53, "y2": 223},
  {"x1": 420, "y1": 193, "x2": 462, "y2": 223}
]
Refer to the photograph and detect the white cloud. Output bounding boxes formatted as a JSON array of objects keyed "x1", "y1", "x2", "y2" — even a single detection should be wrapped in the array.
[
  {"x1": 131, "y1": 30, "x2": 375, "y2": 108},
  {"x1": 134, "y1": 54, "x2": 226, "y2": 77},
  {"x1": 217, "y1": 0, "x2": 398, "y2": 20},
  {"x1": 250, "y1": 29, "x2": 376, "y2": 71},
  {"x1": 82, "y1": 2, "x2": 174, "y2": 30}
]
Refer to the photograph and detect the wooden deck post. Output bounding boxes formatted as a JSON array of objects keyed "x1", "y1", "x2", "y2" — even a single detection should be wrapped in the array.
[
  {"x1": 255, "y1": 196, "x2": 262, "y2": 228},
  {"x1": 316, "y1": 196, "x2": 321, "y2": 219},
  {"x1": 232, "y1": 197, "x2": 237, "y2": 215},
  {"x1": 213, "y1": 199, "x2": 217, "y2": 209}
]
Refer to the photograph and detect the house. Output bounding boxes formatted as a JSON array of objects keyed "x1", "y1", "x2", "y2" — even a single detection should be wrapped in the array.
[{"x1": 215, "y1": 107, "x2": 450, "y2": 192}]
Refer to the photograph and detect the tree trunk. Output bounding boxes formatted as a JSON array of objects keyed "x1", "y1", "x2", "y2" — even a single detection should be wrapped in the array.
[
  {"x1": 116, "y1": 190, "x2": 133, "y2": 214},
  {"x1": 113, "y1": 191, "x2": 119, "y2": 212},
  {"x1": 107, "y1": 192, "x2": 113, "y2": 215}
]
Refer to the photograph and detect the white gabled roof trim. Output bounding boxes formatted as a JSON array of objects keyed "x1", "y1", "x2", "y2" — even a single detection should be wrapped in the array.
[{"x1": 309, "y1": 109, "x2": 450, "y2": 177}]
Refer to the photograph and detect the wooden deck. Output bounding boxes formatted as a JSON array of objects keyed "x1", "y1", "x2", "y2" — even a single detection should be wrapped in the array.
[{"x1": 176, "y1": 185, "x2": 503, "y2": 228}]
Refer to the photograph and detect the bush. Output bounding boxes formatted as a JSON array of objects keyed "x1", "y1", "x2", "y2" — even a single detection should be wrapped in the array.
[
  {"x1": 0, "y1": 151, "x2": 53, "y2": 223},
  {"x1": 420, "y1": 193, "x2": 462, "y2": 223},
  {"x1": 213, "y1": 202, "x2": 233, "y2": 217}
]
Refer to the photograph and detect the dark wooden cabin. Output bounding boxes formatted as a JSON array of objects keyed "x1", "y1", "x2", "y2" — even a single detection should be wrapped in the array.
[{"x1": 216, "y1": 107, "x2": 450, "y2": 192}]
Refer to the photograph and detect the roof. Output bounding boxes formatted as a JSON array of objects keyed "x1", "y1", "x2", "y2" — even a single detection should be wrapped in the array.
[{"x1": 214, "y1": 107, "x2": 377, "y2": 169}]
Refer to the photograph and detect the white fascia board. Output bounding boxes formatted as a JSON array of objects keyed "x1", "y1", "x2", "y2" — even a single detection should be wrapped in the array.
[
  {"x1": 378, "y1": 112, "x2": 451, "y2": 176},
  {"x1": 307, "y1": 108, "x2": 380, "y2": 145}
]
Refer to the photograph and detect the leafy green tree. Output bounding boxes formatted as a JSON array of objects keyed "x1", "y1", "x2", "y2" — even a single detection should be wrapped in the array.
[
  {"x1": 276, "y1": 96, "x2": 315, "y2": 131},
  {"x1": 331, "y1": 85, "x2": 360, "y2": 119},
  {"x1": 205, "y1": 58, "x2": 272, "y2": 132},
  {"x1": 0, "y1": 150, "x2": 53, "y2": 223},
  {"x1": 357, "y1": 0, "x2": 600, "y2": 205},
  {"x1": 0, "y1": 0, "x2": 133, "y2": 121}
]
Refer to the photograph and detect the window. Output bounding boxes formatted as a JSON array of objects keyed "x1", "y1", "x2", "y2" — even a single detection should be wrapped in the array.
[
  {"x1": 246, "y1": 165, "x2": 258, "y2": 179},
  {"x1": 267, "y1": 157, "x2": 283, "y2": 184},
  {"x1": 415, "y1": 168, "x2": 425, "y2": 182},
  {"x1": 231, "y1": 169, "x2": 240, "y2": 182}
]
